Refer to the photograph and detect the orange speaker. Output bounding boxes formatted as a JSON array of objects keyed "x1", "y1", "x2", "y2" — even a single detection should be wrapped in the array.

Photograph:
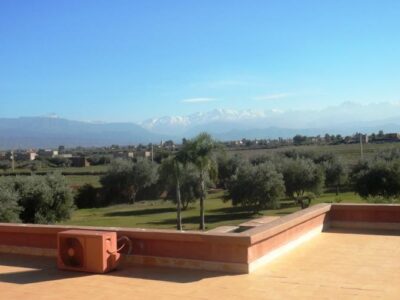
[{"x1": 57, "y1": 230, "x2": 120, "y2": 273}]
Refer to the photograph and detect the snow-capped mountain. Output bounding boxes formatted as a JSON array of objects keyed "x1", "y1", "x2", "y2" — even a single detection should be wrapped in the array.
[
  {"x1": 141, "y1": 108, "x2": 275, "y2": 135},
  {"x1": 141, "y1": 103, "x2": 400, "y2": 138},
  {"x1": 1, "y1": 102, "x2": 400, "y2": 149}
]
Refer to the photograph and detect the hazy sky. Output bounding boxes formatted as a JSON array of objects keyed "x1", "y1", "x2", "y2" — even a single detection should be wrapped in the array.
[{"x1": 1, "y1": 0, "x2": 399, "y2": 122}]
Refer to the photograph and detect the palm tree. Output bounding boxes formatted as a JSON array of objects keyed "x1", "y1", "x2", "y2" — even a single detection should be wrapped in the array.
[
  {"x1": 160, "y1": 157, "x2": 183, "y2": 230},
  {"x1": 173, "y1": 145, "x2": 193, "y2": 230},
  {"x1": 173, "y1": 159, "x2": 183, "y2": 230},
  {"x1": 183, "y1": 133, "x2": 218, "y2": 230}
]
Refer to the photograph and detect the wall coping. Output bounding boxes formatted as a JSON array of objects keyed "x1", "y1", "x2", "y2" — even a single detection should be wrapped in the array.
[
  {"x1": 245, "y1": 203, "x2": 331, "y2": 244},
  {"x1": 0, "y1": 223, "x2": 251, "y2": 245},
  {"x1": 331, "y1": 203, "x2": 400, "y2": 209}
]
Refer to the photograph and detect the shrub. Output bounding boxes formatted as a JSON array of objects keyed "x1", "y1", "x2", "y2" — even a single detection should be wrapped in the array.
[{"x1": 0, "y1": 183, "x2": 21, "y2": 222}]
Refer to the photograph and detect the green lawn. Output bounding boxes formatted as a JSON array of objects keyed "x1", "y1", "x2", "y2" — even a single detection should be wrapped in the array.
[{"x1": 62, "y1": 190, "x2": 365, "y2": 230}]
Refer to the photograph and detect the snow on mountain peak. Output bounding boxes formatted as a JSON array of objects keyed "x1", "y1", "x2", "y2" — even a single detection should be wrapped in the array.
[{"x1": 140, "y1": 108, "x2": 277, "y2": 134}]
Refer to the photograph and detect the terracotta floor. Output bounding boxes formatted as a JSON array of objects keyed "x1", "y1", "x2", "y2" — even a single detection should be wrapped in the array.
[{"x1": 1, "y1": 230, "x2": 399, "y2": 300}]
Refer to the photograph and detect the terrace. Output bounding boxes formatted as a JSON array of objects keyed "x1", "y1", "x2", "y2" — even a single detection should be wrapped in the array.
[{"x1": 1, "y1": 203, "x2": 399, "y2": 299}]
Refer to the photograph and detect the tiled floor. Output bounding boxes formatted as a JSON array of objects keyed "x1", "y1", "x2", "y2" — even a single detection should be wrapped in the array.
[{"x1": 1, "y1": 229, "x2": 399, "y2": 299}]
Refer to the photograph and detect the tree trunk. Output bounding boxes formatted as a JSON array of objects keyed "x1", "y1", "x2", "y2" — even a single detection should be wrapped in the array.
[
  {"x1": 336, "y1": 184, "x2": 339, "y2": 196},
  {"x1": 199, "y1": 171, "x2": 206, "y2": 230},
  {"x1": 130, "y1": 191, "x2": 137, "y2": 204},
  {"x1": 176, "y1": 177, "x2": 182, "y2": 230},
  {"x1": 182, "y1": 199, "x2": 189, "y2": 210}
]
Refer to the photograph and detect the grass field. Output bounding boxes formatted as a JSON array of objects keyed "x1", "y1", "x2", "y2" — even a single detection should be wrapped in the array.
[
  {"x1": 65, "y1": 175, "x2": 102, "y2": 188},
  {"x1": 10, "y1": 164, "x2": 108, "y2": 174},
  {"x1": 229, "y1": 142, "x2": 400, "y2": 165},
  {"x1": 1, "y1": 165, "x2": 106, "y2": 188},
  {"x1": 62, "y1": 190, "x2": 365, "y2": 230}
]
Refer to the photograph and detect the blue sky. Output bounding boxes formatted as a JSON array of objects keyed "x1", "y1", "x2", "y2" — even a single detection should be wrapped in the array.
[{"x1": 0, "y1": 0, "x2": 399, "y2": 122}]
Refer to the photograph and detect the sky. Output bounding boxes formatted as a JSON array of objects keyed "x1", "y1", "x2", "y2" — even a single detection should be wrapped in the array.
[{"x1": 0, "y1": 0, "x2": 399, "y2": 123}]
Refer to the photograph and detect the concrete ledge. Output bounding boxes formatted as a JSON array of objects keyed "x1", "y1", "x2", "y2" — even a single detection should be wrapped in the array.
[
  {"x1": 245, "y1": 203, "x2": 331, "y2": 244},
  {"x1": 239, "y1": 216, "x2": 280, "y2": 231},
  {"x1": 206, "y1": 226, "x2": 239, "y2": 233}
]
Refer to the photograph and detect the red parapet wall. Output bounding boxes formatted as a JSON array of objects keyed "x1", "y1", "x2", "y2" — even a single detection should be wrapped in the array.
[
  {"x1": 330, "y1": 203, "x2": 400, "y2": 223},
  {"x1": 1, "y1": 203, "x2": 399, "y2": 273},
  {"x1": 0, "y1": 224, "x2": 250, "y2": 267},
  {"x1": 246, "y1": 204, "x2": 330, "y2": 268}
]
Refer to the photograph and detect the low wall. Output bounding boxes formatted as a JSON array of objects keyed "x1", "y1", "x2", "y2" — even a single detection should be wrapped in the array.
[
  {"x1": 0, "y1": 223, "x2": 251, "y2": 273},
  {"x1": 0, "y1": 203, "x2": 399, "y2": 274},
  {"x1": 245, "y1": 204, "x2": 330, "y2": 272},
  {"x1": 329, "y1": 203, "x2": 400, "y2": 231}
]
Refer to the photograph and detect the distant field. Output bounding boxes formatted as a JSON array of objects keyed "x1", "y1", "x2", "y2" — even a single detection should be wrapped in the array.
[
  {"x1": 62, "y1": 190, "x2": 364, "y2": 230},
  {"x1": 229, "y1": 142, "x2": 400, "y2": 165},
  {"x1": 0, "y1": 165, "x2": 106, "y2": 188},
  {"x1": 9, "y1": 164, "x2": 108, "y2": 174},
  {"x1": 66, "y1": 175, "x2": 102, "y2": 188}
]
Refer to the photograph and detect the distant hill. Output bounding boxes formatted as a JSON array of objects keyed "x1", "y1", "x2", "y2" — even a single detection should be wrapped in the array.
[
  {"x1": 141, "y1": 104, "x2": 400, "y2": 140},
  {"x1": 1, "y1": 108, "x2": 400, "y2": 149},
  {"x1": 0, "y1": 117, "x2": 164, "y2": 149}
]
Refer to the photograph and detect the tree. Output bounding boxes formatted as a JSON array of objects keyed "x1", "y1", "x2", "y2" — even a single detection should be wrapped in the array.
[
  {"x1": 8, "y1": 174, "x2": 74, "y2": 224},
  {"x1": 159, "y1": 156, "x2": 184, "y2": 230},
  {"x1": 0, "y1": 160, "x2": 11, "y2": 172},
  {"x1": 375, "y1": 148, "x2": 400, "y2": 162},
  {"x1": 46, "y1": 157, "x2": 71, "y2": 168},
  {"x1": 160, "y1": 160, "x2": 203, "y2": 208},
  {"x1": 293, "y1": 135, "x2": 307, "y2": 145},
  {"x1": 279, "y1": 158, "x2": 325, "y2": 208},
  {"x1": 217, "y1": 153, "x2": 245, "y2": 188},
  {"x1": 227, "y1": 162, "x2": 285, "y2": 212},
  {"x1": 0, "y1": 183, "x2": 21, "y2": 222},
  {"x1": 74, "y1": 184, "x2": 101, "y2": 208},
  {"x1": 128, "y1": 158, "x2": 159, "y2": 203},
  {"x1": 351, "y1": 159, "x2": 400, "y2": 201},
  {"x1": 101, "y1": 158, "x2": 159, "y2": 204},
  {"x1": 100, "y1": 159, "x2": 134, "y2": 204},
  {"x1": 323, "y1": 157, "x2": 347, "y2": 195},
  {"x1": 182, "y1": 133, "x2": 218, "y2": 230},
  {"x1": 87, "y1": 155, "x2": 111, "y2": 166}
]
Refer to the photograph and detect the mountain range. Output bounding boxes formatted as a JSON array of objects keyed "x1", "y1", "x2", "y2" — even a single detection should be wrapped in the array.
[
  {"x1": 1, "y1": 102, "x2": 400, "y2": 149},
  {"x1": 0, "y1": 117, "x2": 162, "y2": 149}
]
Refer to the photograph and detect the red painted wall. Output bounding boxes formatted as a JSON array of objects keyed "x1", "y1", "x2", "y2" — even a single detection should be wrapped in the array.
[{"x1": 330, "y1": 204, "x2": 400, "y2": 223}]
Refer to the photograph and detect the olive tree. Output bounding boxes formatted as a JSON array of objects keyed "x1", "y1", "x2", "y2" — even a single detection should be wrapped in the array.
[
  {"x1": 217, "y1": 154, "x2": 245, "y2": 188},
  {"x1": 323, "y1": 157, "x2": 347, "y2": 195},
  {"x1": 351, "y1": 159, "x2": 400, "y2": 201},
  {"x1": 0, "y1": 183, "x2": 21, "y2": 222},
  {"x1": 227, "y1": 162, "x2": 285, "y2": 213},
  {"x1": 6, "y1": 174, "x2": 74, "y2": 224},
  {"x1": 279, "y1": 158, "x2": 325, "y2": 208},
  {"x1": 101, "y1": 158, "x2": 159, "y2": 204}
]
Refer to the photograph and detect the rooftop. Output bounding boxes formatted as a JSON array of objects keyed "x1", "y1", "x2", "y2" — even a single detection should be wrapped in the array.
[
  {"x1": 1, "y1": 204, "x2": 400, "y2": 299},
  {"x1": 1, "y1": 229, "x2": 399, "y2": 299}
]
